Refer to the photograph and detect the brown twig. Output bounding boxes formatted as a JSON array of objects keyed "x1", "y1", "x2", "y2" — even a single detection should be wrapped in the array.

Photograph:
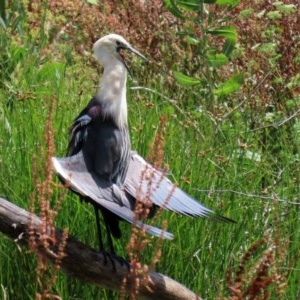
[{"x1": 0, "y1": 197, "x2": 201, "y2": 300}]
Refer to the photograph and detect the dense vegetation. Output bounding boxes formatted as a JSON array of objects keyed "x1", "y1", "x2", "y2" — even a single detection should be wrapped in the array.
[{"x1": 0, "y1": 0, "x2": 299, "y2": 299}]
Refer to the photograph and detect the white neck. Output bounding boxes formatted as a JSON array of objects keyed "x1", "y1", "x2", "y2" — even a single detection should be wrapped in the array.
[{"x1": 98, "y1": 59, "x2": 128, "y2": 128}]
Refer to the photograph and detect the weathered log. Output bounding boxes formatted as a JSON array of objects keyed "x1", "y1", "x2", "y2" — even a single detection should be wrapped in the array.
[{"x1": 0, "y1": 197, "x2": 201, "y2": 300}]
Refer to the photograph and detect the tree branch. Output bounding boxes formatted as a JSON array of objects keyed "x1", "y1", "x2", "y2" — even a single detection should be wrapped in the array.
[{"x1": 0, "y1": 197, "x2": 201, "y2": 300}]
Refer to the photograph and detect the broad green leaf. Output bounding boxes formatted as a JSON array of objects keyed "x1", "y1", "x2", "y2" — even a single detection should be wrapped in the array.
[
  {"x1": 216, "y1": 0, "x2": 239, "y2": 6},
  {"x1": 164, "y1": 0, "x2": 186, "y2": 19},
  {"x1": 186, "y1": 36, "x2": 200, "y2": 45},
  {"x1": 174, "y1": 71, "x2": 202, "y2": 86},
  {"x1": 222, "y1": 38, "x2": 236, "y2": 56},
  {"x1": 214, "y1": 72, "x2": 244, "y2": 95},
  {"x1": 206, "y1": 53, "x2": 229, "y2": 67},
  {"x1": 177, "y1": 0, "x2": 200, "y2": 11},
  {"x1": 207, "y1": 26, "x2": 237, "y2": 42}
]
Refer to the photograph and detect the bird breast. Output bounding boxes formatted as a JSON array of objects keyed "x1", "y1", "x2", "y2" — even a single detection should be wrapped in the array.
[{"x1": 99, "y1": 62, "x2": 128, "y2": 128}]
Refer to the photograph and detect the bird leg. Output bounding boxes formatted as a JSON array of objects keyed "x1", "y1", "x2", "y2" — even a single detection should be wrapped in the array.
[
  {"x1": 105, "y1": 224, "x2": 115, "y2": 255},
  {"x1": 101, "y1": 211, "x2": 116, "y2": 255},
  {"x1": 93, "y1": 206, "x2": 116, "y2": 269},
  {"x1": 100, "y1": 209, "x2": 131, "y2": 270},
  {"x1": 94, "y1": 205, "x2": 124, "y2": 270},
  {"x1": 93, "y1": 205, "x2": 105, "y2": 253},
  {"x1": 101, "y1": 211, "x2": 129, "y2": 268},
  {"x1": 94, "y1": 205, "x2": 117, "y2": 268}
]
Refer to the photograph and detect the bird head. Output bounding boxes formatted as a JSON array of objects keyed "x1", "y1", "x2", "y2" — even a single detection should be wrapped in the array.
[{"x1": 93, "y1": 34, "x2": 148, "y2": 77}]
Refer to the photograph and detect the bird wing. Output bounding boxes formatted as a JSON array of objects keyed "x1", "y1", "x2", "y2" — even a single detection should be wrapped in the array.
[
  {"x1": 68, "y1": 109, "x2": 91, "y2": 156},
  {"x1": 52, "y1": 152, "x2": 174, "y2": 240},
  {"x1": 67, "y1": 96, "x2": 130, "y2": 186},
  {"x1": 125, "y1": 152, "x2": 233, "y2": 222}
]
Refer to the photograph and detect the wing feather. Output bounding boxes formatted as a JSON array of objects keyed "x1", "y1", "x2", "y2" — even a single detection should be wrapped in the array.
[
  {"x1": 52, "y1": 153, "x2": 174, "y2": 239},
  {"x1": 51, "y1": 149, "x2": 233, "y2": 242},
  {"x1": 125, "y1": 153, "x2": 234, "y2": 222}
]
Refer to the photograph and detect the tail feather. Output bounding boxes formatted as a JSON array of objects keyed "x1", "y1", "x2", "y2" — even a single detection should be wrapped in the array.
[
  {"x1": 126, "y1": 152, "x2": 234, "y2": 222},
  {"x1": 52, "y1": 154, "x2": 174, "y2": 240},
  {"x1": 52, "y1": 150, "x2": 234, "y2": 241}
]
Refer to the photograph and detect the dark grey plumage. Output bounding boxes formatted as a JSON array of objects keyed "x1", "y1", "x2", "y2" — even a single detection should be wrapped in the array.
[
  {"x1": 66, "y1": 95, "x2": 131, "y2": 240},
  {"x1": 68, "y1": 95, "x2": 130, "y2": 188}
]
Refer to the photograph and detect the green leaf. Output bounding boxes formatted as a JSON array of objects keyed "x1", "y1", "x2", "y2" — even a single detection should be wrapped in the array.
[
  {"x1": 186, "y1": 36, "x2": 200, "y2": 45},
  {"x1": 206, "y1": 53, "x2": 229, "y2": 67},
  {"x1": 177, "y1": 30, "x2": 194, "y2": 37},
  {"x1": 216, "y1": 0, "x2": 239, "y2": 6},
  {"x1": 273, "y1": 2, "x2": 296, "y2": 14},
  {"x1": 0, "y1": 16, "x2": 6, "y2": 30},
  {"x1": 164, "y1": 0, "x2": 186, "y2": 19},
  {"x1": 214, "y1": 72, "x2": 244, "y2": 95},
  {"x1": 86, "y1": 0, "x2": 99, "y2": 5},
  {"x1": 177, "y1": 0, "x2": 200, "y2": 11},
  {"x1": 222, "y1": 38, "x2": 236, "y2": 56},
  {"x1": 207, "y1": 26, "x2": 237, "y2": 42},
  {"x1": 11, "y1": 45, "x2": 27, "y2": 62},
  {"x1": 279, "y1": 4, "x2": 296, "y2": 14},
  {"x1": 257, "y1": 9, "x2": 266, "y2": 18},
  {"x1": 174, "y1": 71, "x2": 202, "y2": 86},
  {"x1": 266, "y1": 11, "x2": 282, "y2": 20}
]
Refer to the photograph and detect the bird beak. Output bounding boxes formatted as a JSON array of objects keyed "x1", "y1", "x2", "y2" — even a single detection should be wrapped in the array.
[
  {"x1": 127, "y1": 45, "x2": 148, "y2": 62},
  {"x1": 117, "y1": 45, "x2": 148, "y2": 78}
]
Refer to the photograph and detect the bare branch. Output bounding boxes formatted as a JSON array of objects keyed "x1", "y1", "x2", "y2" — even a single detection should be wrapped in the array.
[
  {"x1": 0, "y1": 197, "x2": 201, "y2": 300},
  {"x1": 130, "y1": 86, "x2": 207, "y2": 140},
  {"x1": 246, "y1": 107, "x2": 300, "y2": 133}
]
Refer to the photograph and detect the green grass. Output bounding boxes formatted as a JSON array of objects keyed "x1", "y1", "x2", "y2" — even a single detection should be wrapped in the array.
[{"x1": 1, "y1": 2, "x2": 300, "y2": 299}]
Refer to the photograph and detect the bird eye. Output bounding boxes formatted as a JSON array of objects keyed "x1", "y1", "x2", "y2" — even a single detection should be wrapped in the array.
[{"x1": 116, "y1": 41, "x2": 121, "y2": 46}]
